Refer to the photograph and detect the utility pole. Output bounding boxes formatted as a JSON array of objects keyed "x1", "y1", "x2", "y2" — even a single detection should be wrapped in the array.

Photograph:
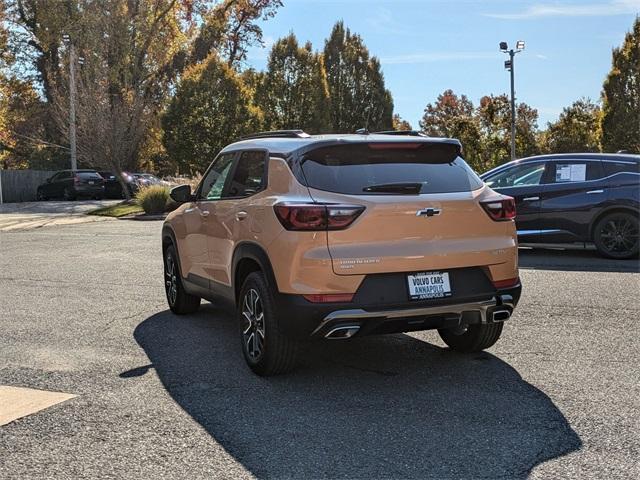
[
  {"x1": 63, "y1": 34, "x2": 77, "y2": 171},
  {"x1": 500, "y1": 41, "x2": 525, "y2": 161},
  {"x1": 69, "y1": 42, "x2": 78, "y2": 171}
]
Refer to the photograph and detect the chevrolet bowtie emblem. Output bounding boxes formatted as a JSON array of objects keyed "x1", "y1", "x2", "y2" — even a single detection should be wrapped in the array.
[{"x1": 416, "y1": 208, "x2": 441, "y2": 217}]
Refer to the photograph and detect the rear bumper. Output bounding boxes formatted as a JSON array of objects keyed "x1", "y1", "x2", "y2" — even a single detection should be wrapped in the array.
[
  {"x1": 274, "y1": 283, "x2": 521, "y2": 340},
  {"x1": 74, "y1": 185, "x2": 105, "y2": 196}
]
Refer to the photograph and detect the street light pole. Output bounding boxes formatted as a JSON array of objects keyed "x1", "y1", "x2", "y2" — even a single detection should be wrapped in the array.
[
  {"x1": 508, "y1": 48, "x2": 516, "y2": 162},
  {"x1": 500, "y1": 41, "x2": 525, "y2": 161}
]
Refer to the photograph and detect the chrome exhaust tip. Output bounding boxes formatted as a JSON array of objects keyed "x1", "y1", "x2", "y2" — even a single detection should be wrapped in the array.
[
  {"x1": 491, "y1": 309, "x2": 511, "y2": 322},
  {"x1": 325, "y1": 325, "x2": 360, "y2": 339}
]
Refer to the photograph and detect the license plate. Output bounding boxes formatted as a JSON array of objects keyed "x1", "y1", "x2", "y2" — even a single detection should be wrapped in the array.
[
  {"x1": 407, "y1": 271, "x2": 451, "y2": 300},
  {"x1": 88, "y1": 181, "x2": 95, "y2": 185}
]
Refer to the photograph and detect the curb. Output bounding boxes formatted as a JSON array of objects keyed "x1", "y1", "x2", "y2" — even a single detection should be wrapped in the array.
[{"x1": 119, "y1": 213, "x2": 167, "y2": 221}]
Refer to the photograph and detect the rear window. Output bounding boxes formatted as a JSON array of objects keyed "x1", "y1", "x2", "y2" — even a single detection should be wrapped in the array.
[
  {"x1": 300, "y1": 143, "x2": 483, "y2": 195},
  {"x1": 78, "y1": 172, "x2": 102, "y2": 179}
]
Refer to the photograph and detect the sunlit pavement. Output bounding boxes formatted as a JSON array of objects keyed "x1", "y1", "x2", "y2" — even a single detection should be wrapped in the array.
[{"x1": 1, "y1": 220, "x2": 639, "y2": 479}]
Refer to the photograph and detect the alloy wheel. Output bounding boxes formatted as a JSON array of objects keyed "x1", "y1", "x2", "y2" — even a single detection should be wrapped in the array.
[
  {"x1": 599, "y1": 216, "x2": 639, "y2": 256},
  {"x1": 165, "y1": 253, "x2": 178, "y2": 307},
  {"x1": 241, "y1": 288, "x2": 265, "y2": 360}
]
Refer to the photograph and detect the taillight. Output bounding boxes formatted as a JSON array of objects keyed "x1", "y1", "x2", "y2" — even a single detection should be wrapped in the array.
[
  {"x1": 302, "y1": 293, "x2": 354, "y2": 303},
  {"x1": 492, "y1": 277, "x2": 520, "y2": 289},
  {"x1": 481, "y1": 197, "x2": 516, "y2": 221},
  {"x1": 274, "y1": 203, "x2": 364, "y2": 231},
  {"x1": 73, "y1": 175, "x2": 80, "y2": 185}
]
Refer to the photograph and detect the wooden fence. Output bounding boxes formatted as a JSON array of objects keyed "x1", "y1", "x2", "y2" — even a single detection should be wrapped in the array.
[{"x1": 0, "y1": 170, "x2": 56, "y2": 203}]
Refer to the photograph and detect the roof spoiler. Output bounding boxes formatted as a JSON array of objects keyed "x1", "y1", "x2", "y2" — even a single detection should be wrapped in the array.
[
  {"x1": 240, "y1": 130, "x2": 311, "y2": 140},
  {"x1": 372, "y1": 130, "x2": 426, "y2": 137}
]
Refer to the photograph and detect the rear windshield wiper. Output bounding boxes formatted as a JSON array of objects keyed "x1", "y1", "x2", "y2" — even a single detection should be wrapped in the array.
[{"x1": 363, "y1": 183, "x2": 422, "y2": 194}]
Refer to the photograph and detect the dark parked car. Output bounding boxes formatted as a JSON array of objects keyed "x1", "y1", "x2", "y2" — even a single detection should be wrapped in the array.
[
  {"x1": 98, "y1": 171, "x2": 140, "y2": 199},
  {"x1": 481, "y1": 153, "x2": 640, "y2": 259},
  {"x1": 37, "y1": 170, "x2": 105, "y2": 201}
]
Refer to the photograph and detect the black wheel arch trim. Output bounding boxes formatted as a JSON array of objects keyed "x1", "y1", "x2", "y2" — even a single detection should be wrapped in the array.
[
  {"x1": 232, "y1": 242, "x2": 279, "y2": 303},
  {"x1": 161, "y1": 225, "x2": 184, "y2": 278}
]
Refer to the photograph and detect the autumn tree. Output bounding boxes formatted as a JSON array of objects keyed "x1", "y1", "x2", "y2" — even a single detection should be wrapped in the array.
[
  {"x1": 541, "y1": 98, "x2": 601, "y2": 153},
  {"x1": 420, "y1": 90, "x2": 483, "y2": 169},
  {"x1": 323, "y1": 21, "x2": 393, "y2": 133},
  {"x1": 601, "y1": 17, "x2": 640, "y2": 153},
  {"x1": 477, "y1": 94, "x2": 539, "y2": 169},
  {"x1": 255, "y1": 33, "x2": 330, "y2": 132},
  {"x1": 162, "y1": 54, "x2": 262, "y2": 174},
  {"x1": 1, "y1": 2, "x2": 52, "y2": 169},
  {"x1": 4, "y1": 0, "x2": 282, "y2": 189},
  {"x1": 392, "y1": 114, "x2": 412, "y2": 131}
]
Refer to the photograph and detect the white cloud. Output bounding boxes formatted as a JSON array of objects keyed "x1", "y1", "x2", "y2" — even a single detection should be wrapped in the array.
[
  {"x1": 366, "y1": 7, "x2": 419, "y2": 36},
  {"x1": 380, "y1": 52, "x2": 496, "y2": 65},
  {"x1": 484, "y1": 0, "x2": 640, "y2": 20},
  {"x1": 536, "y1": 54, "x2": 549, "y2": 59}
]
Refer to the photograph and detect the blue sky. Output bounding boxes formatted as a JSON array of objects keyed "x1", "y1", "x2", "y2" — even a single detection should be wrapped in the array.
[{"x1": 246, "y1": 0, "x2": 639, "y2": 129}]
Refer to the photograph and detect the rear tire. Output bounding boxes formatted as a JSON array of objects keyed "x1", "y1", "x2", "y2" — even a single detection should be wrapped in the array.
[
  {"x1": 593, "y1": 212, "x2": 639, "y2": 259},
  {"x1": 237, "y1": 272, "x2": 299, "y2": 376},
  {"x1": 36, "y1": 189, "x2": 47, "y2": 201},
  {"x1": 164, "y1": 245, "x2": 200, "y2": 314},
  {"x1": 438, "y1": 322, "x2": 503, "y2": 352}
]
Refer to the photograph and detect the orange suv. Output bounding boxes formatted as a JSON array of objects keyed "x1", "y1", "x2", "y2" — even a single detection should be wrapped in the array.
[{"x1": 162, "y1": 130, "x2": 521, "y2": 375}]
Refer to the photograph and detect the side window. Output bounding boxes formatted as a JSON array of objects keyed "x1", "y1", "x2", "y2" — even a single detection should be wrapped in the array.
[
  {"x1": 485, "y1": 163, "x2": 546, "y2": 188},
  {"x1": 548, "y1": 161, "x2": 602, "y2": 183},
  {"x1": 225, "y1": 150, "x2": 267, "y2": 198},
  {"x1": 199, "y1": 153, "x2": 235, "y2": 200},
  {"x1": 603, "y1": 161, "x2": 640, "y2": 176}
]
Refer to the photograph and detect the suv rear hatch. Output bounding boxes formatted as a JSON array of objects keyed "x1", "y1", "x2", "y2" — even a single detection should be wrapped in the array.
[{"x1": 300, "y1": 141, "x2": 515, "y2": 276}]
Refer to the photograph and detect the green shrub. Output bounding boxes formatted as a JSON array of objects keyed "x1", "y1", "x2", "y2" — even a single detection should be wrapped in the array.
[{"x1": 136, "y1": 185, "x2": 170, "y2": 215}]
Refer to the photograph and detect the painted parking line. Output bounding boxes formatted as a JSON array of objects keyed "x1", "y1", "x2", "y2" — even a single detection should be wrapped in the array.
[{"x1": 0, "y1": 386, "x2": 76, "y2": 426}]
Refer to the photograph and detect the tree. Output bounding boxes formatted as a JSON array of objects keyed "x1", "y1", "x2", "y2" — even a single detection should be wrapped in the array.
[
  {"x1": 191, "y1": 0, "x2": 282, "y2": 68},
  {"x1": 601, "y1": 17, "x2": 640, "y2": 153},
  {"x1": 541, "y1": 98, "x2": 602, "y2": 153},
  {"x1": 162, "y1": 54, "x2": 262, "y2": 174},
  {"x1": 0, "y1": 77, "x2": 52, "y2": 169},
  {"x1": 419, "y1": 89, "x2": 483, "y2": 170},
  {"x1": 392, "y1": 114, "x2": 412, "y2": 131},
  {"x1": 255, "y1": 33, "x2": 330, "y2": 132},
  {"x1": 323, "y1": 21, "x2": 393, "y2": 133},
  {"x1": 477, "y1": 94, "x2": 539, "y2": 169},
  {"x1": 4, "y1": 0, "x2": 283, "y2": 192}
]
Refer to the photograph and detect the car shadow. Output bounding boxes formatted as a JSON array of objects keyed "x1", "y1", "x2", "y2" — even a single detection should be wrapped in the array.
[
  {"x1": 127, "y1": 306, "x2": 581, "y2": 479},
  {"x1": 518, "y1": 248, "x2": 640, "y2": 273}
]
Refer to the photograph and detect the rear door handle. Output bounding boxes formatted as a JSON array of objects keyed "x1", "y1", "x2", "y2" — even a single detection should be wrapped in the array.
[
  {"x1": 236, "y1": 211, "x2": 248, "y2": 221},
  {"x1": 523, "y1": 196, "x2": 540, "y2": 201},
  {"x1": 587, "y1": 189, "x2": 604, "y2": 194}
]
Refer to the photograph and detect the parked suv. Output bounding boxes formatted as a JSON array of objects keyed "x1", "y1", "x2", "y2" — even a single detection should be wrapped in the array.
[
  {"x1": 37, "y1": 170, "x2": 105, "y2": 200},
  {"x1": 481, "y1": 153, "x2": 640, "y2": 259},
  {"x1": 162, "y1": 131, "x2": 522, "y2": 375}
]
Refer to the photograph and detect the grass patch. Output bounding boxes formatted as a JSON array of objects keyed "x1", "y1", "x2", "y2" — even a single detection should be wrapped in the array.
[{"x1": 88, "y1": 202, "x2": 144, "y2": 218}]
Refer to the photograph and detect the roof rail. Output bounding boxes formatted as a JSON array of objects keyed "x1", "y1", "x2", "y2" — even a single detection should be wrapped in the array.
[
  {"x1": 240, "y1": 129, "x2": 311, "y2": 140},
  {"x1": 373, "y1": 130, "x2": 425, "y2": 137}
]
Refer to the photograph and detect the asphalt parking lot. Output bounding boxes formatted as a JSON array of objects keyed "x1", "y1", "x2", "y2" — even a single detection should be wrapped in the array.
[{"x1": 1, "y1": 218, "x2": 639, "y2": 479}]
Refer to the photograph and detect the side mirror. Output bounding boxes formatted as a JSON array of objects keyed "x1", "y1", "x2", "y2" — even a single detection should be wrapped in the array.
[{"x1": 170, "y1": 184, "x2": 193, "y2": 203}]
